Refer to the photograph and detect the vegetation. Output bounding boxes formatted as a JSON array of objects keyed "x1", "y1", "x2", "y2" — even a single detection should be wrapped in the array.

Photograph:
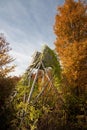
[
  {"x1": 54, "y1": 0, "x2": 87, "y2": 128},
  {"x1": 0, "y1": 34, "x2": 20, "y2": 130},
  {"x1": 54, "y1": 0, "x2": 87, "y2": 95},
  {"x1": 0, "y1": 0, "x2": 87, "y2": 130}
]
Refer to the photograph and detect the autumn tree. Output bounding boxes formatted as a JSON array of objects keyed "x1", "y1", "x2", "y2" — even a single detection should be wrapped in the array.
[
  {"x1": 0, "y1": 33, "x2": 16, "y2": 102},
  {"x1": 54, "y1": 0, "x2": 87, "y2": 95},
  {"x1": 0, "y1": 33, "x2": 15, "y2": 77},
  {"x1": 0, "y1": 34, "x2": 18, "y2": 130}
]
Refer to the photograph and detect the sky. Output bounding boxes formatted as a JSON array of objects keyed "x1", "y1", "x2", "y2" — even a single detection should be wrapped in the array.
[{"x1": 0, "y1": 0, "x2": 64, "y2": 76}]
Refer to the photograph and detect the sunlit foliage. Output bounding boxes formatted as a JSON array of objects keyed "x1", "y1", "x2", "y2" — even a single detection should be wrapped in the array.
[
  {"x1": 0, "y1": 33, "x2": 15, "y2": 77},
  {"x1": 54, "y1": 0, "x2": 87, "y2": 95}
]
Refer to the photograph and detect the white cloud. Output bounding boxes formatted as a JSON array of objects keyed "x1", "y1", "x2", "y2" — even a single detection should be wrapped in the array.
[
  {"x1": 10, "y1": 50, "x2": 32, "y2": 76},
  {"x1": 0, "y1": 0, "x2": 63, "y2": 76}
]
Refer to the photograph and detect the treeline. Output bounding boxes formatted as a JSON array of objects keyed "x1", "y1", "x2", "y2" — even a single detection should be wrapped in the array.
[{"x1": 0, "y1": 0, "x2": 87, "y2": 130}]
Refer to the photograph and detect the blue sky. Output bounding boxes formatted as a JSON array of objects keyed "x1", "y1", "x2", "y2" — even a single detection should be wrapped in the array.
[{"x1": 0, "y1": 0, "x2": 64, "y2": 76}]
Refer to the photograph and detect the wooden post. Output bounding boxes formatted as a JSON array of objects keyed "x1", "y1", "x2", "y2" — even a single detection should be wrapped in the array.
[{"x1": 27, "y1": 62, "x2": 41, "y2": 103}]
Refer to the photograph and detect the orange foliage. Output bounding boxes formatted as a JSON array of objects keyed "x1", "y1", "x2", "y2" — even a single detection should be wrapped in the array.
[
  {"x1": 54, "y1": 0, "x2": 87, "y2": 95},
  {"x1": 0, "y1": 34, "x2": 15, "y2": 77}
]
